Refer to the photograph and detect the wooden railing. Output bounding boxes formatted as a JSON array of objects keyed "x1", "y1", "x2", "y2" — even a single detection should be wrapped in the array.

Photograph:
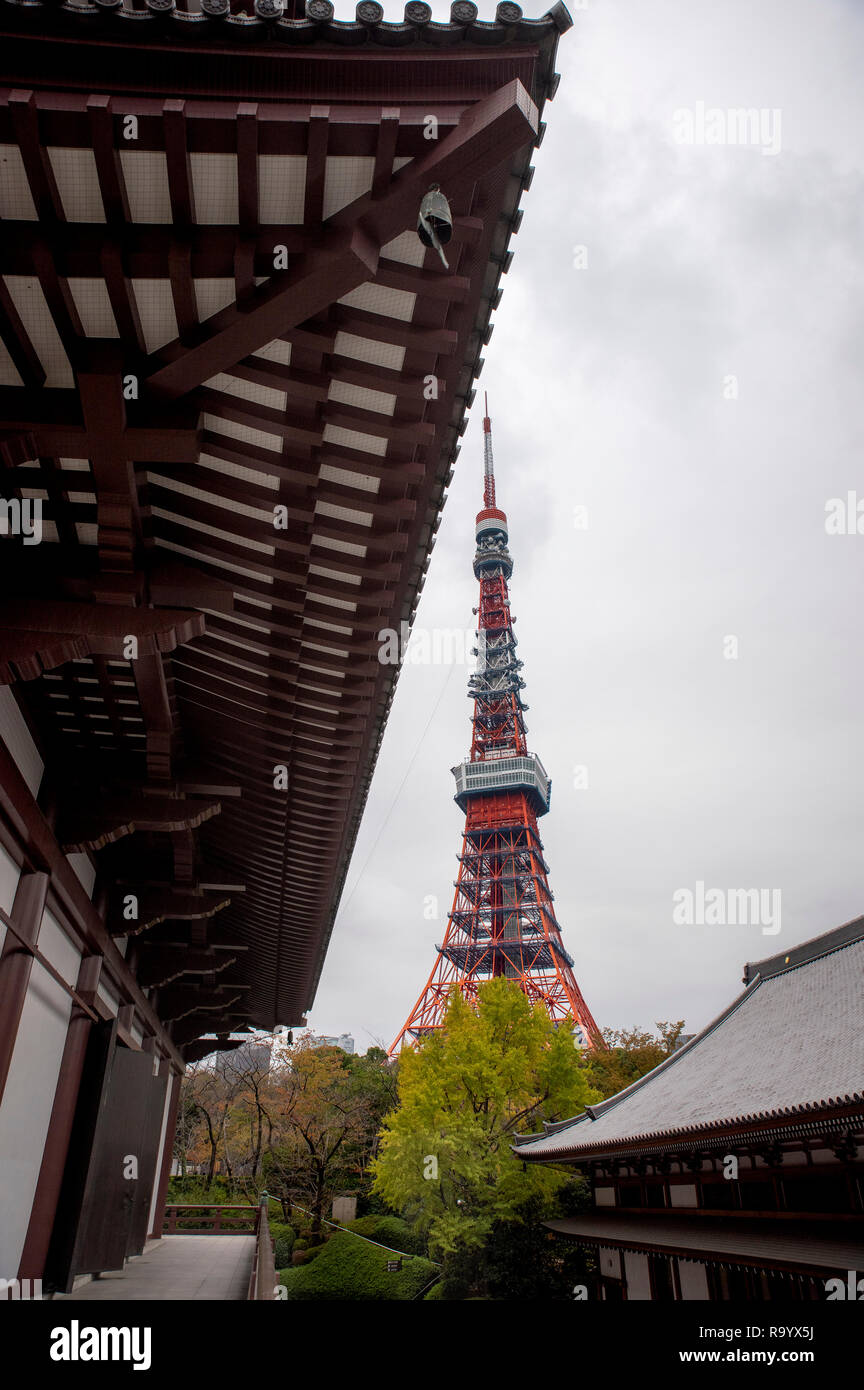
[
  {"x1": 162, "y1": 1196, "x2": 277, "y2": 1298},
  {"x1": 247, "y1": 1194, "x2": 277, "y2": 1301},
  {"x1": 163, "y1": 1204, "x2": 258, "y2": 1235}
]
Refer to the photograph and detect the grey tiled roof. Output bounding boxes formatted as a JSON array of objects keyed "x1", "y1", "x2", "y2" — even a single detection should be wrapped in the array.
[
  {"x1": 516, "y1": 917, "x2": 864, "y2": 1160},
  {"x1": 0, "y1": 0, "x2": 572, "y2": 57}
]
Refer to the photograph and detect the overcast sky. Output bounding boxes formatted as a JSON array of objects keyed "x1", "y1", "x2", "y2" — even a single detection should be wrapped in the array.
[{"x1": 310, "y1": 0, "x2": 864, "y2": 1053}]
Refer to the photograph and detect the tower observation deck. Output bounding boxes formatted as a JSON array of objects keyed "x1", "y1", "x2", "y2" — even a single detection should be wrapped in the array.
[{"x1": 389, "y1": 403, "x2": 602, "y2": 1054}]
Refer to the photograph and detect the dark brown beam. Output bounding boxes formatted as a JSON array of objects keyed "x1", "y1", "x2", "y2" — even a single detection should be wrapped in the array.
[
  {"x1": 236, "y1": 102, "x2": 259, "y2": 232},
  {"x1": 146, "y1": 557, "x2": 236, "y2": 614},
  {"x1": 0, "y1": 387, "x2": 199, "y2": 462},
  {"x1": 145, "y1": 223, "x2": 379, "y2": 400},
  {"x1": 372, "y1": 106, "x2": 400, "y2": 199},
  {"x1": 0, "y1": 600, "x2": 205, "y2": 683},
  {"x1": 0, "y1": 216, "x2": 483, "y2": 280},
  {"x1": 137, "y1": 947, "x2": 237, "y2": 989},
  {"x1": 136, "y1": 81, "x2": 518, "y2": 397},
  {"x1": 59, "y1": 794, "x2": 222, "y2": 855},
  {"x1": 108, "y1": 888, "x2": 232, "y2": 937},
  {"x1": 132, "y1": 653, "x2": 175, "y2": 782},
  {"x1": 304, "y1": 105, "x2": 329, "y2": 226},
  {"x1": 8, "y1": 90, "x2": 63, "y2": 222},
  {"x1": 87, "y1": 95, "x2": 130, "y2": 225},
  {"x1": 163, "y1": 99, "x2": 195, "y2": 226},
  {"x1": 0, "y1": 872, "x2": 50, "y2": 1104}
]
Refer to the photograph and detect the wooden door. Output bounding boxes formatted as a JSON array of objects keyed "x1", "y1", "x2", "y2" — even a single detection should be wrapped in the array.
[
  {"x1": 126, "y1": 1064, "x2": 168, "y2": 1256},
  {"x1": 45, "y1": 1024, "x2": 167, "y2": 1290}
]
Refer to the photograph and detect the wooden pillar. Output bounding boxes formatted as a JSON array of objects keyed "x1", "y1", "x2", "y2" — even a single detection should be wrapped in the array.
[
  {"x1": 147, "y1": 1064, "x2": 182, "y2": 1240},
  {"x1": 0, "y1": 869, "x2": 49, "y2": 1102}
]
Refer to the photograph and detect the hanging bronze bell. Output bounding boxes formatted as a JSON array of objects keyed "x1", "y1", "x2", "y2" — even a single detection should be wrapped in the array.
[{"x1": 417, "y1": 184, "x2": 453, "y2": 267}]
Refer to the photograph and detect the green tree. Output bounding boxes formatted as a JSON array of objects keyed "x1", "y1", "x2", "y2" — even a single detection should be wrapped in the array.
[
  {"x1": 436, "y1": 1190, "x2": 594, "y2": 1300},
  {"x1": 371, "y1": 979, "x2": 599, "y2": 1266},
  {"x1": 582, "y1": 1020, "x2": 685, "y2": 1100}
]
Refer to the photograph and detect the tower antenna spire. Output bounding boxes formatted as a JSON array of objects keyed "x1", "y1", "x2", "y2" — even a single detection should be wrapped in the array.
[{"x1": 482, "y1": 393, "x2": 495, "y2": 509}]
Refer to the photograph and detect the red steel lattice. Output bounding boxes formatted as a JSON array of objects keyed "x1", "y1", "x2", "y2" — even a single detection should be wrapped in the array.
[{"x1": 389, "y1": 404, "x2": 602, "y2": 1054}]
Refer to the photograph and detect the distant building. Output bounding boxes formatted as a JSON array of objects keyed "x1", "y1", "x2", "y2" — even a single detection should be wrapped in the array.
[
  {"x1": 309, "y1": 1034, "x2": 355, "y2": 1056},
  {"x1": 516, "y1": 917, "x2": 864, "y2": 1301},
  {"x1": 214, "y1": 1038, "x2": 272, "y2": 1078}
]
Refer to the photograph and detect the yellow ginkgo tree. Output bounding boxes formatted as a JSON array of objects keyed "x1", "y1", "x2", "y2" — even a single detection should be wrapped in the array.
[{"x1": 372, "y1": 979, "x2": 599, "y2": 1259}]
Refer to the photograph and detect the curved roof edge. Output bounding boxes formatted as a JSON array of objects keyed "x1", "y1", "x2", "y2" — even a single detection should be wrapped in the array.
[
  {"x1": 0, "y1": 1, "x2": 574, "y2": 52},
  {"x1": 513, "y1": 912, "x2": 864, "y2": 1160}
]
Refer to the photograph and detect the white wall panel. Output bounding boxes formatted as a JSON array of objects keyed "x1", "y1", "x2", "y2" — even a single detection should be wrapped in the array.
[
  {"x1": 0, "y1": 911, "x2": 80, "y2": 1276},
  {"x1": 623, "y1": 1250, "x2": 652, "y2": 1300},
  {"x1": 669, "y1": 1183, "x2": 698, "y2": 1208},
  {"x1": 0, "y1": 842, "x2": 20, "y2": 952},
  {"x1": 678, "y1": 1260, "x2": 710, "y2": 1300},
  {"x1": 66, "y1": 853, "x2": 96, "y2": 898}
]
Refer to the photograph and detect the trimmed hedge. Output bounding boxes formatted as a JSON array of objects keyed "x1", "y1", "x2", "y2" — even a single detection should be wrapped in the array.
[
  {"x1": 291, "y1": 1244, "x2": 326, "y2": 1266},
  {"x1": 278, "y1": 1232, "x2": 437, "y2": 1301},
  {"x1": 269, "y1": 1221, "x2": 295, "y2": 1269},
  {"x1": 344, "y1": 1214, "x2": 426, "y2": 1256}
]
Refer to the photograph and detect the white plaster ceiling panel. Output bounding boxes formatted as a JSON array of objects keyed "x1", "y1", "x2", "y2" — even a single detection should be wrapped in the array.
[
  {"x1": 204, "y1": 371, "x2": 287, "y2": 413},
  {"x1": 333, "y1": 331, "x2": 405, "y2": 371},
  {"x1": 0, "y1": 145, "x2": 37, "y2": 219},
  {"x1": 328, "y1": 378, "x2": 396, "y2": 416},
  {"x1": 381, "y1": 228, "x2": 427, "y2": 268},
  {"x1": 190, "y1": 153, "x2": 239, "y2": 225},
  {"x1": 258, "y1": 156, "x2": 306, "y2": 225},
  {"x1": 322, "y1": 156, "x2": 375, "y2": 219},
  {"x1": 67, "y1": 278, "x2": 119, "y2": 338},
  {"x1": 338, "y1": 281, "x2": 415, "y2": 323},
  {"x1": 323, "y1": 423, "x2": 387, "y2": 458},
  {"x1": 194, "y1": 279, "x2": 236, "y2": 320},
  {"x1": 130, "y1": 279, "x2": 178, "y2": 353},
  {"x1": 2, "y1": 276, "x2": 74, "y2": 387},
  {"x1": 47, "y1": 148, "x2": 105, "y2": 223},
  {"x1": 119, "y1": 151, "x2": 173, "y2": 224}
]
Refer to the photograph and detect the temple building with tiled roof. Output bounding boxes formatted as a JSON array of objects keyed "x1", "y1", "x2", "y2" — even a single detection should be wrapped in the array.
[{"x1": 515, "y1": 917, "x2": 864, "y2": 1300}]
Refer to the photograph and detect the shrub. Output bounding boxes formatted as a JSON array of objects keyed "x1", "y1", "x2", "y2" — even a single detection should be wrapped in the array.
[
  {"x1": 424, "y1": 1281, "x2": 445, "y2": 1300},
  {"x1": 166, "y1": 1175, "x2": 234, "y2": 1206},
  {"x1": 269, "y1": 1222, "x2": 295, "y2": 1269},
  {"x1": 344, "y1": 1214, "x2": 425, "y2": 1256},
  {"x1": 279, "y1": 1232, "x2": 437, "y2": 1301},
  {"x1": 366, "y1": 1216, "x2": 425, "y2": 1256},
  {"x1": 355, "y1": 1191, "x2": 390, "y2": 1219},
  {"x1": 291, "y1": 1245, "x2": 325, "y2": 1266}
]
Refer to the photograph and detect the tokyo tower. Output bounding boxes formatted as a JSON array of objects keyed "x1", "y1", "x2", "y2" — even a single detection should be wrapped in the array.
[{"x1": 389, "y1": 401, "x2": 602, "y2": 1054}]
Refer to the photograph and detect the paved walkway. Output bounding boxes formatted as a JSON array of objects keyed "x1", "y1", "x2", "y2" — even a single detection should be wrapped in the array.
[{"x1": 54, "y1": 1236, "x2": 256, "y2": 1301}]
